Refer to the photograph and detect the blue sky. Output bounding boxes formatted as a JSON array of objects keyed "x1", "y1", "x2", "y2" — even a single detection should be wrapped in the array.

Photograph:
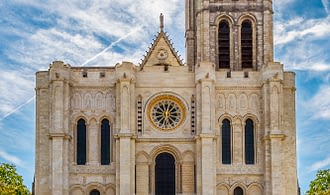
[{"x1": 0, "y1": 0, "x2": 329, "y2": 193}]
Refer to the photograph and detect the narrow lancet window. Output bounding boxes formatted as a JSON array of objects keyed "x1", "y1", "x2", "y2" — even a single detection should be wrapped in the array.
[
  {"x1": 101, "y1": 119, "x2": 111, "y2": 165},
  {"x1": 222, "y1": 119, "x2": 231, "y2": 164},
  {"x1": 218, "y1": 21, "x2": 230, "y2": 69},
  {"x1": 245, "y1": 119, "x2": 255, "y2": 164},
  {"x1": 241, "y1": 20, "x2": 253, "y2": 68},
  {"x1": 77, "y1": 119, "x2": 86, "y2": 165}
]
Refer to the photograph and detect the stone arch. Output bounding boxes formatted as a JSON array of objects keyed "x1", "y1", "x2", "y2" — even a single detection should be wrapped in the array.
[
  {"x1": 237, "y1": 13, "x2": 257, "y2": 26},
  {"x1": 247, "y1": 183, "x2": 263, "y2": 195},
  {"x1": 136, "y1": 151, "x2": 150, "y2": 163},
  {"x1": 83, "y1": 93, "x2": 93, "y2": 109},
  {"x1": 226, "y1": 93, "x2": 237, "y2": 113},
  {"x1": 239, "y1": 93, "x2": 248, "y2": 111},
  {"x1": 182, "y1": 150, "x2": 194, "y2": 162},
  {"x1": 99, "y1": 115, "x2": 115, "y2": 126},
  {"x1": 105, "y1": 92, "x2": 115, "y2": 113},
  {"x1": 71, "y1": 93, "x2": 82, "y2": 110},
  {"x1": 105, "y1": 184, "x2": 116, "y2": 195},
  {"x1": 70, "y1": 186, "x2": 84, "y2": 195},
  {"x1": 216, "y1": 183, "x2": 230, "y2": 195},
  {"x1": 150, "y1": 144, "x2": 182, "y2": 162},
  {"x1": 230, "y1": 183, "x2": 247, "y2": 195},
  {"x1": 217, "y1": 113, "x2": 234, "y2": 129},
  {"x1": 217, "y1": 93, "x2": 226, "y2": 110},
  {"x1": 248, "y1": 93, "x2": 259, "y2": 113},
  {"x1": 150, "y1": 144, "x2": 182, "y2": 194},
  {"x1": 214, "y1": 14, "x2": 235, "y2": 26},
  {"x1": 86, "y1": 182, "x2": 104, "y2": 195},
  {"x1": 95, "y1": 92, "x2": 104, "y2": 110}
]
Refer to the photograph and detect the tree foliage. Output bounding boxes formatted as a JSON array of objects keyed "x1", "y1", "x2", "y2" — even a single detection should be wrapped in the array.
[
  {"x1": 306, "y1": 169, "x2": 330, "y2": 195},
  {"x1": 0, "y1": 163, "x2": 31, "y2": 195}
]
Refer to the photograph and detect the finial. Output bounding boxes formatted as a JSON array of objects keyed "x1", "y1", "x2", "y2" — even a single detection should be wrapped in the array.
[{"x1": 160, "y1": 13, "x2": 164, "y2": 32}]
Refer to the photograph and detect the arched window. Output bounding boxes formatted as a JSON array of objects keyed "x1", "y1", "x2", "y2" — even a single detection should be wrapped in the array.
[
  {"x1": 234, "y1": 187, "x2": 244, "y2": 195},
  {"x1": 89, "y1": 189, "x2": 100, "y2": 195},
  {"x1": 221, "y1": 119, "x2": 231, "y2": 164},
  {"x1": 218, "y1": 21, "x2": 230, "y2": 69},
  {"x1": 77, "y1": 119, "x2": 86, "y2": 165},
  {"x1": 241, "y1": 20, "x2": 253, "y2": 68},
  {"x1": 245, "y1": 119, "x2": 255, "y2": 164},
  {"x1": 101, "y1": 119, "x2": 111, "y2": 165}
]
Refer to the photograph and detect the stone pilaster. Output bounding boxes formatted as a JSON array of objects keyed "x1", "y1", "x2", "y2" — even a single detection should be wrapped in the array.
[
  {"x1": 195, "y1": 61, "x2": 216, "y2": 195},
  {"x1": 49, "y1": 61, "x2": 71, "y2": 195},
  {"x1": 262, "y1": 62, "x2": 286, "y2": 195},
  {"x1": 115, "y1": 62, "x2": 136, "y2": 195}
]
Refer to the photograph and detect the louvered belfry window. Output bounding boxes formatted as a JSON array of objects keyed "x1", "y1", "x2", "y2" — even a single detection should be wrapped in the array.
[
  {"x1": 77, "y1": 119, "x2": 86, "y2": 165},
  {"x1": 241, "y1": 20, "x2": 253, "y2": 68},
  {"x1": 218, "y1": 21, "x2": 230, "y2": 69}
]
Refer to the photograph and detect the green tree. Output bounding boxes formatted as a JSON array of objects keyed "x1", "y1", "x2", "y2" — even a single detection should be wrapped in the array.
[
  {"x1": 306, "y1": 169, "x2": 330, "y2": 195},
  {"x1": 0, "y1": 163, "x2": 31, "y2": 195}
]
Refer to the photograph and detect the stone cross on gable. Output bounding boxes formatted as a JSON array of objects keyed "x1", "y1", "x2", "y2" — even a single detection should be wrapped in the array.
[{"x1": 160, "y1": 13, "x2": 164, "y2": 32}]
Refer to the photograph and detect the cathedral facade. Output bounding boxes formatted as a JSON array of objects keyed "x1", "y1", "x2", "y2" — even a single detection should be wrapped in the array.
[{"x1": 35, "y1": 0, "x2": 298, "y2": 194}]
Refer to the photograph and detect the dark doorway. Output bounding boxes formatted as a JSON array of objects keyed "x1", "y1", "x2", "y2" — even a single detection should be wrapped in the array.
[{"x1": 155, "y1": 152, "x2": 175, "y2": 195}]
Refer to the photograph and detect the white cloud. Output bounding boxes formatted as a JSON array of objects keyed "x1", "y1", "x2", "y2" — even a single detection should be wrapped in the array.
[
  {"x1": 0, "y1": 69, "x2": 35, "y2": 117},
  {"x1": 322, "y1": 0, "x2": 330, "y2": 14},
  {"x1": 309, "y1": 156, "x2": 330, "y2": 172},
  {"x1": 0, "y1": 149, "x2": 24, "y2": 168},
  {"x1": 307, "y1": 86, "x2": 330, "y2": 120},
  {"x1": 275, "y1": 16, "x2": 330, "y2": 45}
]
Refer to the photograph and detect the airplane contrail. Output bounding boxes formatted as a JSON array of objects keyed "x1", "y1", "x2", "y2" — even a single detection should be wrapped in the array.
[
  {"x1": 0, "y1": 95, "x2": 36, "y2": 122},
  {"x1": 0, "y1": 27, "x2": 143, "y2": 122},
  {"x1": 80, "y1": 26, "x2": 143, "y2": 66}
]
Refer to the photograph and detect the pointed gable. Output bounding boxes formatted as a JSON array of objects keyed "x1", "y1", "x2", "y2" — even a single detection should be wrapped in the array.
[{"x1": 140, "y1": 31, "x2": 183, "y2": 68}]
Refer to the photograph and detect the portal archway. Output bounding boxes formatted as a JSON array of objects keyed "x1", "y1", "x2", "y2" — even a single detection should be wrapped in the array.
[{"x1": 155, "y1": 152, "x2": 176, "y2": 195}]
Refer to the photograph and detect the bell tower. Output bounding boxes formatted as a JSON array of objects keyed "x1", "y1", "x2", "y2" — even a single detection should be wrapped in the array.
[{"x1": 186, "y1": 0, "x2": 274, "y2": 70}]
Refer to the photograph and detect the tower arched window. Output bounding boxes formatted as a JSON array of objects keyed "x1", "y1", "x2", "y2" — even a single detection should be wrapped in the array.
[
  {"x1": 234, "y1": 187, "x2": 244, "y2": 195},
  {"x1": 241, "y1": 20, "x2": 253, "y2": 68},
  {"x1": 245, "y1": 119, "x2": 255, "y2": 164},
  {"x1": 218, "y1": 21, "x2": 230, "y2": 69},
  {"x1": 77, "y1": 119, "x2": 86, "y2": 165},
  {"x1": 101, "y1": 119, "x2": 111, "y2": 165},
  {"x1": 89, "y1": 189, "x2": 100, "y2": 195},
  {"x1": 221, "y1": 119, "x2": 231, "y2": 164}
]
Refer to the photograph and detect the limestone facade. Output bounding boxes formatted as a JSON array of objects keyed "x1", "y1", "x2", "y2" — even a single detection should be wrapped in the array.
[{"x1": 35, "y1": 0, "x2": 298, "y2": 194}]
